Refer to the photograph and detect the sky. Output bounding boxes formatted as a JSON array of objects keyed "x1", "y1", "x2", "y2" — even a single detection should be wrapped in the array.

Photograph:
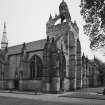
[{"x1": 0, "y1": 0, "x2": 105, "y2": 62}]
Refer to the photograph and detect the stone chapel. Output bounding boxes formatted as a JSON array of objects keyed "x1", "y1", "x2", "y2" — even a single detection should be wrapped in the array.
[{"x1": 0, "y1": 0, "x2": 99, "y2": 93}]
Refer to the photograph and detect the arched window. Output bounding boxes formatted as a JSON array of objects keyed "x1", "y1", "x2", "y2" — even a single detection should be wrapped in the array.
[{"x1": 30, "y1": 55, "x2": 43, "y2": 80}]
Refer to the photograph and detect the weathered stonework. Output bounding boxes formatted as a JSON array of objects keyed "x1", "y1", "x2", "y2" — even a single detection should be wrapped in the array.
[{"x1": 0, "y1": 0, "x2": 100, "y2": 93}]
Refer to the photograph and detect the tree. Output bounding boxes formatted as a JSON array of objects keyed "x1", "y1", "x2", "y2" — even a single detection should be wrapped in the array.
[{"x1": 80, "y1": 0, "x2": 105, "y2": 50}]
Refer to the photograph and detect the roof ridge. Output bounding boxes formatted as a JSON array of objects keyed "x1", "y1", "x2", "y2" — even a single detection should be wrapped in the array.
[
  {"x1": 7, "y1": 39, "x2": 46, "y2": 55},
  {"x1": 8, "y1": 38, "x2": 46, "y2": 48}
]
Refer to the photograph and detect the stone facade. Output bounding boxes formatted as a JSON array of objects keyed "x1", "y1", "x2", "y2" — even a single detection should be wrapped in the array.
[
  {"x1": 82, "y1": 54, "x2": 99, "y2": 88},
  {"x1": 0, "y1": 0, "x2": 100, "y2": 93}
]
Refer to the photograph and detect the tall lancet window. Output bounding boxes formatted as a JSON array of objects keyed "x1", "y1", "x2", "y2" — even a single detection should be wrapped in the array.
[{"x1": 30, "y1": 55, "x2": 43, "y2": 80}]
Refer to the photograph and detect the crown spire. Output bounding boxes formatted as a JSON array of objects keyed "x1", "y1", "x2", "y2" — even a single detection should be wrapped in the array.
[
  {"x1": 49, "y1": 13, "x2": 52, "y2": 20},
  {"x1": 59, "y1": 0, "x2": 71, "y2": 23},
  {"x1": 3, "y1": 21, "x2": 6, "y2": 33}
]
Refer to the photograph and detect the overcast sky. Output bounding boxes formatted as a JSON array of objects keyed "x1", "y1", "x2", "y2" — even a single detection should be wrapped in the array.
[{"x1": 0, "y1": 0, "x2": 105, "y2": 62}]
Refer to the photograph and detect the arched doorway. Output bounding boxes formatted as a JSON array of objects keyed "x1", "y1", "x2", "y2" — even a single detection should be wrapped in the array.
[{"x1": 30, "y1": 55, "x2": 43, "y2": 80}]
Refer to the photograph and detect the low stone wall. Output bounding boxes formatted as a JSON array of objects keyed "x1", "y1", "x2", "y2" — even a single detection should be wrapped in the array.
[
  {"x1": 76, "y1": 79, "x2": 82, "y2": 89},
  {"x1": 43, "y1": 82, "x2": 50, "y2": 92},
  {"x1": 50, "y1": 77, "x2": 60, "y2": 93},
  {"x1": 0, "y1": 80, "x2": 16, "y2": 90},
  {"x1": 19, "y1": 80, "x2": 43, "y2": 91},
  {"x1": 0, "y1": 80, "x2": 8, "y2": 89},
  {"x1": 64, "y1": 78, "x2": 70, "y2": 91},
  {"x1": 8, "y1": 80, "x2": 15, "y2": 89}
]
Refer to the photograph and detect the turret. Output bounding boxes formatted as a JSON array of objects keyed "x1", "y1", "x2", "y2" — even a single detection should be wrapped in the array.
[
  {"x1": 49, "y1": 14, "x2": 52, "y2": 21},
  {"x1": 1, "y1": 22, "x2": 8, "y2": 50},
  {"x1": 82, "y1": 52, "x2": 85, "y2": 64}
]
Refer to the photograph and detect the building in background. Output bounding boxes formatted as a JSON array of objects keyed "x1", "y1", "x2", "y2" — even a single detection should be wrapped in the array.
[{"x1": 82, "y1": 54, "x2": 100, "y2": 88}]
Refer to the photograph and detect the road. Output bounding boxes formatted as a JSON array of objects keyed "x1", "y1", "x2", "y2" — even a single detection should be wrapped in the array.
[{"x1": 0, "y1": 91, "x2": 104, "y2": 105}]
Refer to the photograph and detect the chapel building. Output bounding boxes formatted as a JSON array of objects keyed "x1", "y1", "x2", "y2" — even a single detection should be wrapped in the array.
[{"x1": 0, "y1": 0, "x2": 99, "y2": 93}]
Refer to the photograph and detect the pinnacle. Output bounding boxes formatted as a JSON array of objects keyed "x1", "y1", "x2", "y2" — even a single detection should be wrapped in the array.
[{"x1": 4, "y1": 21, "x2": 6, "y2": 29}]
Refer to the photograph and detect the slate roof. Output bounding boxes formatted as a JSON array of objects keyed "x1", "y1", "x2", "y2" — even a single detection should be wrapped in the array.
[{"x1": 7, "y1": 39, "x2": 46, "y2": 55}]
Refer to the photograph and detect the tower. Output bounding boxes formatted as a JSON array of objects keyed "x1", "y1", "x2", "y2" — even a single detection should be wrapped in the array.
[
  {"x1": 45, "y1": 0, "x2": 81, "y2": 92},
  {"x1": 1, "y1": 22, "x2": 8, "y2": 50}
]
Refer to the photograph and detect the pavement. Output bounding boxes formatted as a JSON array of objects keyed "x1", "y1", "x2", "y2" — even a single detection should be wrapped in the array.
[
  {"x1": 0, "y1": 88, "x2": 104, "y2": 105},
  {"x1": 61, "y1": 91, "x2": 105, "y2": 100},
  {"x1": 0, "y1": 92, "x2": 105, "y2": 105}
]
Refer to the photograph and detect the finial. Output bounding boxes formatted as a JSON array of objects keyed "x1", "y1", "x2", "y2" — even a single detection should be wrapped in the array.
[
  {"x1": 47, "y1": 36, "x2": 50, "y2": 42},
  {"x1": 22, "y1": 42, "x2": 26, "y2": 50},
  {"x1": 94, "y1": 55, "x2": 96, "y2": 61},
  {"x1": 83, "y1": 52, "x2": 85, "y2": 57},
  {"x1": 49, "y1": 13, "x2": 52, "y2": 20},
  {"x1": 55, "y1": 13, "x2": 58, "y2": 18},
  {"x1": 3, "y1": 21, "x2": 6, "y2": 33},
  {"x1": 23, "y1": 42, "x2": 26, "y2": 47},
  {"x1": 4, "y1": 21, "x2": 6, "y2": 29},
  {"x1": 74, "y1": 20, "x2": 77, "y2": 26},
  {"x1": 74, "y1": 20, "x2": 76, "y2": 23}
]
